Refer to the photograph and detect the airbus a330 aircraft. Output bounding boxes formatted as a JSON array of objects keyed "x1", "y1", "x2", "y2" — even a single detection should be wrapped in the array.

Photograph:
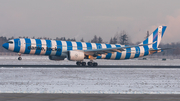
[{"x1": 2, "y1": 26, "x2": 166, "y2": 66}]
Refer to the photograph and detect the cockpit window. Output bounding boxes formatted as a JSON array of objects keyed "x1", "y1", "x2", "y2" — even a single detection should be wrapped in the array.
[{"x1": 7, "y1": 41, "x2": 13, "y2": 44}]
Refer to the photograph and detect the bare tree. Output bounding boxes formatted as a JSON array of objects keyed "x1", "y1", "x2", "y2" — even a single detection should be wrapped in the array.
[
  {"x1": 98, "y1": 37, "x2": 103, "y2": 43},
  {"x1": 60, "y1": 37, "x2": 66, "y2": 41},
  {"x1": 119, "y1": 30, "x2": 129, "y2": 45},
  {"x1": 109, "y1": 37, "x2": 113, "y2": 44},
  {"x1": 109, "y1": 36, "x2": 118, "y2": 44},
  {"x1": 113, "y1": 36, "x2": 118, "y2": 44},
  {"x1": 145, "y1": 31, "x2": 149, "y2": 39},
  {"x1": 91, "y1": 35, "x2": 98, "y2": 43},
  {"x1": 70, "y1": 38, "x2": 76, "y2": 41},
  {"x1": 80, "y1": 38, "x2": 84, "y2": 42}
]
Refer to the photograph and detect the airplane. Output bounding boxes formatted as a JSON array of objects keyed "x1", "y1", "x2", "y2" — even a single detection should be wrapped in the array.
[{"x1": 2, "y1": 26, "x2": 167, "y2": 66}]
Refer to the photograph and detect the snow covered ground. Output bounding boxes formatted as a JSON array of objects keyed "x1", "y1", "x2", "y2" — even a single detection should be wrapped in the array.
[
  {"x1": 0, "y1": 56, "x2": 180, "y2": 66},
  {"x1": 0, "y1": 68, "x2": 180, "y2": 94},
  {"x1": 0, "y1": 56, "x2": 180, "y2": 94}
]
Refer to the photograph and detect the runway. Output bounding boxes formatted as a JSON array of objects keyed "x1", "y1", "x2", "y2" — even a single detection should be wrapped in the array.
[
  {"x1": 0, "y1": 93, "x2": 180, "y2": 101},
  {"x1": 0, "y1": 65, "x2": 180, "y2": 68}
]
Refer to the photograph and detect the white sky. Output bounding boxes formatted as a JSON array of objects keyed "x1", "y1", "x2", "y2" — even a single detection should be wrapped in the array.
[{"x1": 0, "y1": 0, "x2": 180, "y2": 43}]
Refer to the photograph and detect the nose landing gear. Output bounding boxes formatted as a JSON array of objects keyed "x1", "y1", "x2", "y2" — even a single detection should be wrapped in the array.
[
  {"x1": 18, "y1": 53, "x2": 22, "y2": 60},
  {"x1": 18, "y1": 57, "x2": 22, "y2": 60}
]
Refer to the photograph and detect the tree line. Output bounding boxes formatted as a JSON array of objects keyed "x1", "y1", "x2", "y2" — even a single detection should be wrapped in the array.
[{"x1": 2, "y1": 30, "x2": 131, "y2": 44}]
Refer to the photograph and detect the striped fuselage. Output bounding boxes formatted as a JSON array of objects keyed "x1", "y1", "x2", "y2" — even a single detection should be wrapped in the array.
[{"x1": 7, "y1": 38, "x2": 150, "y2": 60}]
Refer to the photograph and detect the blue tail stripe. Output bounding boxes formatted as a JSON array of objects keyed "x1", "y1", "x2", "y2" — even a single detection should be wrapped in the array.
[
  {"x1": 162, "y1": 26, "x2": 167, "y2": 37},
  {"x1": 105, "y1": 44, "x2": 112, "y2": 59},
  {"x1": 24, "y1": 39, "x2": 31, "y2": 54},
  {"x1": 115, "y1": 45, "x2": 121, "y2": 60},
  {"x1": 143, "y1": 38, "x2": 148, "y2": 44},
  {"x1": 76, "y1": 42, "x2": 82, "y2": 50},
  {"x1": 56, "y1": 41, "x2": 62, "y2": 56},
  {"x1": 45, "y1": 40, "x2": 52, "y2": 55},
  {"x1": 35, "y1": 39, "x2": 42, "y2": 55},
  {"x1": 134, "y1": 47, "x2": 140, "y2": 58},
  {"x1": 14, "y1": 39, "x2": 20, "y2": 53},
  {"x1": 153, "y1": 28, "x2": 158, "y2": 49},
  {"x1": 125, "y1": 45, "x2": 131, "y2": 59},
  {"x1": 86, "y1": 43, "x2": 92, "y2": 50}
]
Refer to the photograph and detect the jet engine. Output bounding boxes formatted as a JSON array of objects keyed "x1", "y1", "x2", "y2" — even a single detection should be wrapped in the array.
[
  {"x1": 49, "y1": 56, "x2": 66, "y2": 61},
  {"x1": 67, "y1": 51, "x2": 84, "y2": 61}
]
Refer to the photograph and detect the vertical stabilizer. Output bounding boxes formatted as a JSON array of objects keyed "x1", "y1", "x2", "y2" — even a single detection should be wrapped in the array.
[{"x1": 140, "y1": 26, "x2": 167, "y2": 49}]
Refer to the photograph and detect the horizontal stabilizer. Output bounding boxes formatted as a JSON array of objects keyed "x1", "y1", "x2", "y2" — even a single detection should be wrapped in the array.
[
  {"x1": 149, "y1": 48, "x2": 171, "y2": 54},
  {"x1": 149, "y1": 48, "x2": 171, "y2": 51}
]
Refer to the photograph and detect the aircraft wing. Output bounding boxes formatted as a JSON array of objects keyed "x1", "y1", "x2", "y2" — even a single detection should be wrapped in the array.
[{"x1": 84, "y1": 43, "x2": 153, "y2": 56}]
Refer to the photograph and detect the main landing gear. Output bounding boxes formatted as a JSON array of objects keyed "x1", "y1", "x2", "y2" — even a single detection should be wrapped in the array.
[
  {"x1": 76, "y1": 61, "x2": 86, "y2": 66},
  {"x1": 87, "y1": 61, "x2": 98, "y2": 66},
  {"x1": 18, "y1": 53, "x2": 22, "y2": 60},
  {"x1": 76, "y1": 61, "x2": 98, "y2": 67},
  {"x1": 76, "y1": 55, "x2": 98, "y2": 67}
]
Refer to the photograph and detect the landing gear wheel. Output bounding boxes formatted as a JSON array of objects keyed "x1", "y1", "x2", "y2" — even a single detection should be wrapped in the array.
[
  {"x1": 88, "y1": 62, "x2": 93, "y2": 66},
  {"x1": 93, "y1": 62, "x2": 98, "y2": 67},
  {"x1": 82, "y1": 62, "x2": 86, "y2": 66},
  {"x1": 76, "y1": 61, "x2": 81, "y2": 66},
  {"x1": 18, "y1": 57, "x2": 22, "y2": 60}
]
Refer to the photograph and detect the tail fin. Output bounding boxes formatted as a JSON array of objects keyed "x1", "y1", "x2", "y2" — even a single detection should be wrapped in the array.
[{"x1": 140, "y1": 26, "x2": 167, "y2": 49}]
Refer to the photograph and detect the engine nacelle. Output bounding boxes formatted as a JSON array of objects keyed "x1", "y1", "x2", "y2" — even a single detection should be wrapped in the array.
[
  {"x1": 49, "y1": 56, "x2": 66, "y2": 61},
  {"x1": 67, "y1": 51, "x2": 84, "y2": 61}
]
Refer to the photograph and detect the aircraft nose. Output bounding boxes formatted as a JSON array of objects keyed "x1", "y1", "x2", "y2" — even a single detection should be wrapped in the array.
[{"x1": 2, "y1": 43, "x2": 9, "y2": 49}]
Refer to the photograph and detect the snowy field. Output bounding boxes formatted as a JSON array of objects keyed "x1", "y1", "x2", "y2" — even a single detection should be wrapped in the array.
[
  {"x1": 0, "y1": 56, "x2": 180, "y2": 94},
  {"x1": 0, "y1": 68, "x2": 180, "y2": 94},
  {"x1": 0, "y1": 56, "x2": 180, "y2": 66}
]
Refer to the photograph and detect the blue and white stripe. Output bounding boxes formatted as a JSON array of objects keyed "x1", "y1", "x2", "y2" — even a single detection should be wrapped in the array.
[
  {"x1": 4, "y1": 26, "x2": 167, "y2": 60},
  {"x1": 40, "y1": 39, "x2": 46, "y2": 55},
  {"x1": 35, "y1": 39, "x2": 42, "y2": 55}
]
